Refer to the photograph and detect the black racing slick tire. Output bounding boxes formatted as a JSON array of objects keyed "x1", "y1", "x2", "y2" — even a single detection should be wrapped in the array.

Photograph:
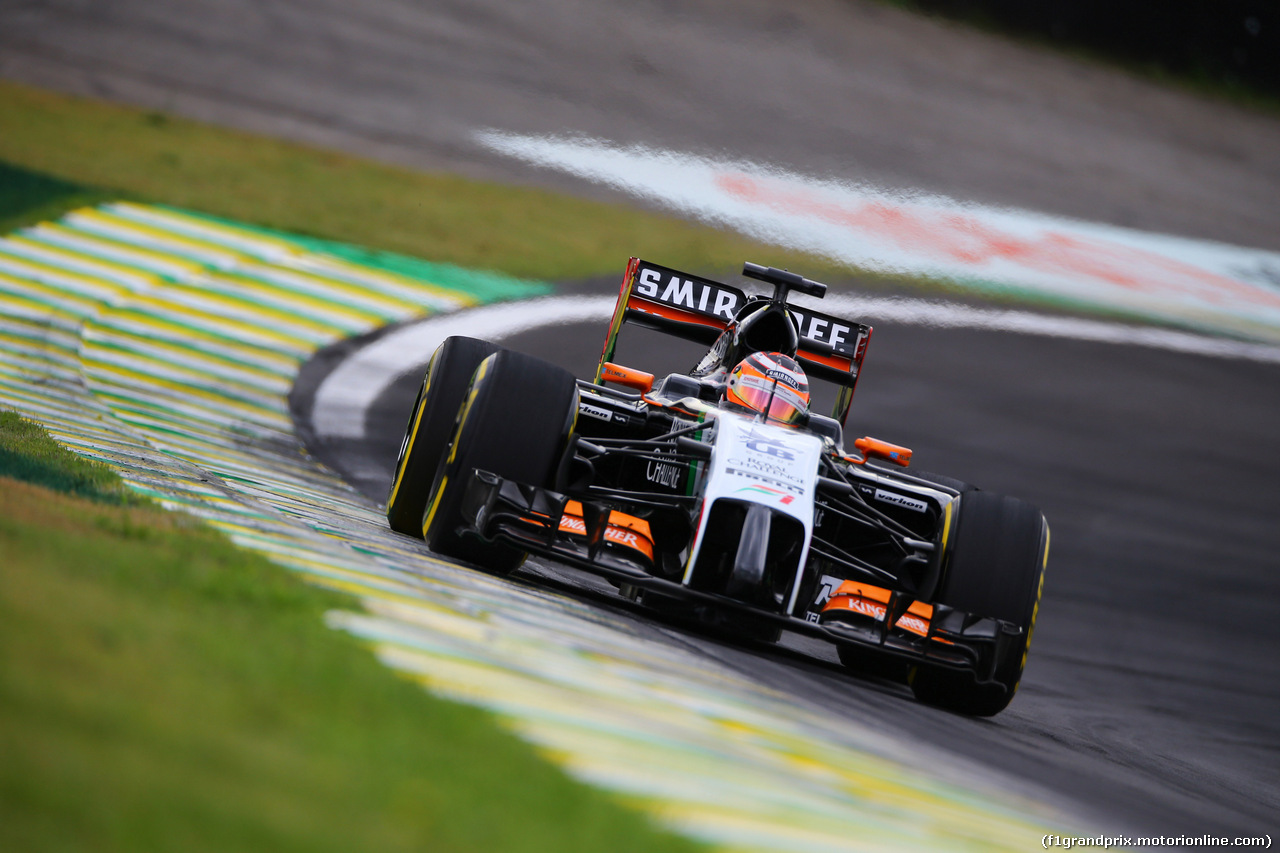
[
  {"x1": 386, "y1": 336, "x2": 504, "y2": 537},
  {"x1": 909, "y1": 491, "x2": 1049, "y2": 716},
  {"x1": 423, "y1": 350, "x2": 579, "y2": 574},
  {"x1": 909, "y1": 470, "x2": 976, "y2": 494}
]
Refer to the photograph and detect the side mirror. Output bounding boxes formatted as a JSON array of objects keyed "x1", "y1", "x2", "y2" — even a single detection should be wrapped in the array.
[
  {"x1": 854, "y1": 436, "x2": 913, "y2": 467},
  {"x1": 600, "y1": 362, "x2": 654, "y2": 393}
]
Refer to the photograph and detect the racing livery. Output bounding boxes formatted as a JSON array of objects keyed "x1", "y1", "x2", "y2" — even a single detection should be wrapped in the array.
[{"x1": 387, "y1": 259, "x2": 1050, "y2": 716}]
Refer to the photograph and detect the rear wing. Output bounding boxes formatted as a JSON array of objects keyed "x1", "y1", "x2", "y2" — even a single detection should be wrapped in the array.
[{"x1": 595, "y1": 258, "x2": 873, "y2": 424}]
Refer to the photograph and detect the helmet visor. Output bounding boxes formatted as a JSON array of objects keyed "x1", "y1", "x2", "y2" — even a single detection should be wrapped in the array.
[{"x1": 728, "y1": 372, "x2": 809, "y2": 425}]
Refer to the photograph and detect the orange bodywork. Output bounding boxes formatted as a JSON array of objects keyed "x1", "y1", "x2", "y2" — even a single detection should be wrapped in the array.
[
  {"x1": 600, "y1": 361, "x2": 655, "y2": 392},
  {"x1": 853, "y1": 436, "x2": 913, "y2": 467},
  {"x1": 796, "y1": 347, "x2": 855, "y2": 375},
  {"x1": 558, "y1": 501, "x2": 655, "y2": 562},
  {"x1": 628, "y1": 298, "x2": 727, "y2": 331},
  {"x1": 822, "y1": 580, "x2": 938, "y2": 639}
]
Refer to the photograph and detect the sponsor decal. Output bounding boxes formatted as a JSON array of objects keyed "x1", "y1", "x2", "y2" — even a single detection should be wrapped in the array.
[
  {"x1": 743, "y1": 438, "x2": 796, "y2": 460},
  {"x1": 821, "y1": 588, "x2": 932, "y2": 637},
  {"x1": 724, "y1": 467, "x2": 797, "y2": 492},
  {"x1": 634, "y1": 263, "x2": 743, "y2": 321},
  {"x1": 646, "y1": 459, "x2": 683, "y2": 488},
  {"x1": 726, "y1": 457, "x2": 799, "y2": 483},
  {"x1": 742, "y1": 427, "x2": 798, "y2": 457},
  {"x1": 632, "y1": 262, "x2": 861, "y2": 354},
  {"x1": 733, "y1": 484, "x2": 795, "y2": 506},
  {"x1": 873, "y1": 488, "x2": 928, "y2": 513},
  {"x1": 788, "y1": 309, "x2": 856, "y2": 354},
  {"x1": 726, "y1": 425, "x2": 810, "y2": 488},
  {"x1": 899, "y1": 613, "x2": 930, "y2": 635},
  {"x1": 765, "y1": 367, "x2": 803, "y2": 390},
  {"x1": 580, "y1": 401, "x2": 615, "y2": 422},
  {"x1": 814, "y1": 574, "x2": 843, "y2": 606},
  {"x1": 558, "y1": 514, "x2": 649, "y2": 552},
  {"x1": 601, "y1": 364, "x2": 627, "y2": 381},
  {"x1": 843, "y1": 597, "x2": 883, "y2": 620}
]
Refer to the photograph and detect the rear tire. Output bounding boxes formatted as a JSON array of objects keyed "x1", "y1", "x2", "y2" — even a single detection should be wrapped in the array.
[
  {"x1": 386, "y1": 336, "x2": 503, "y2": 537},
  {"x1": 909, "y1": 491, "x2": 1048, "y2": 716},
  {"x1": 423, "y1": 350, "x2": 578, "y2": 574}
]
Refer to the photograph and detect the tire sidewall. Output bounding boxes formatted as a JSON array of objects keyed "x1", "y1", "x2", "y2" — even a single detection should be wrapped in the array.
[
  {"x1": 423, "y1": 349, "x2": 579, "y2": 572},
  {"x1": 386, "y1": 336, "x2": 503, "y2": 535},
  {"x1": 911, "y1": 491, "x2": 1049, "y2": 715}
]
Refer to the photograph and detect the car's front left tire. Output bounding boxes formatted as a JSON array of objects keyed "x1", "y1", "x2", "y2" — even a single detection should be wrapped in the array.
[
  {"x1": 908, "y1": 490, "x2": 1049, "y2": 716},
  {"x1": 422, "y1": 349, "x2": 579, "y2": 574},
  {"x1": 386, "y1": 336, "x2": 504, "y2": 537}
]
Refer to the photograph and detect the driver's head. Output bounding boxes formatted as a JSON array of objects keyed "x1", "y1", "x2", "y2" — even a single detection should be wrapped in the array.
[{"x1": 724, "y1": 352, "x2": 810, "y2": 426}]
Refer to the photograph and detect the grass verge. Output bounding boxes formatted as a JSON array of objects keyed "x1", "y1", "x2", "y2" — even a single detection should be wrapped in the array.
[
  {"x1": 0, "y1": 161, "x2": 114, "y2": 236},
  {"x1": 0, "y1": 412, "x2": 140, "y2": 505},
  {"x1": 0, "y1": 412, "x2": 703, "y2": 853},
  {"x1": 0, "y1": 80, "x2": 847, "y2": 283}
]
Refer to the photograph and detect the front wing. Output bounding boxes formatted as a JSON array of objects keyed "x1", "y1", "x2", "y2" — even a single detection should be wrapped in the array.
[{"x1": 459, "y1": 469, "x2": 1025, "y2": 689}]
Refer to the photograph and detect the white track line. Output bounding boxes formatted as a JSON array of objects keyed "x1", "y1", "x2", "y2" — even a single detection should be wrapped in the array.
[
  {"x1": 312, "y1": 293, "x2": 1280, "y2": 440},
  {"x1": 312, "y1": 296, "x2": 617, "y2": 438}
]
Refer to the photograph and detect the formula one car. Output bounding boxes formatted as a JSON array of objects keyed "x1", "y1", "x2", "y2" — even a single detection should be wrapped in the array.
[{"x1": 386, "y1": 259, "x2": 1049, "y2": 716}]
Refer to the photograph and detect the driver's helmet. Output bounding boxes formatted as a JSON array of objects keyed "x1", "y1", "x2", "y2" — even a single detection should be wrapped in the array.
[{"x1": 724, "y1": 352, "x2": 811, "y2": 426}]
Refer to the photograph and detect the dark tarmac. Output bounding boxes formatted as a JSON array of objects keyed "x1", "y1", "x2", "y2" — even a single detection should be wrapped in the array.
[
  {"x1": 7, "y1": 0, "x2": 1280, "y2": 842},
  {"x1": 296, "y1": 309, "x2": 1280, "y2": 841}
]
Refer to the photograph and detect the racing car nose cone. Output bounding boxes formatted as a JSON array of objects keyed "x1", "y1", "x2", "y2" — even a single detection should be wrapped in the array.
[{"x1": 725, "y1": 503, "x2": 772, "y2": 603}]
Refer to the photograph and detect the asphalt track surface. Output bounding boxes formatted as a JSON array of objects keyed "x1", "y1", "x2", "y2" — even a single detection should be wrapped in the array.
[
  {"x1": 6, "y1": 0, "x2": 1280, "y2": 843},
  {"x1": 2, "y1": 0, "x2": 1279, "y2": 251},
  {"x1": 296, "y1": 296, "x2": 1280, "y2": 841}
]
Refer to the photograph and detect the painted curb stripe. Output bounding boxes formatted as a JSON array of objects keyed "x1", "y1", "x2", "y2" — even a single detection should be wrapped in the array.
[
  {"x1": 0, "y1": 203, "x2": 1078, "y2": 851},
  {"x1": 478, "y1": 132, "x2": 1280, "y2": 345}
]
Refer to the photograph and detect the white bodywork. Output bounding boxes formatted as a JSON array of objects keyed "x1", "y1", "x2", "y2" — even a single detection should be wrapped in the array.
[{"x1": 682, "y1": 410, "x2": 825, "y2": 615}]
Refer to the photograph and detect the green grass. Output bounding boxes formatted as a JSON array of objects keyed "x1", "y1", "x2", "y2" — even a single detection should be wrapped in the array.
[
  {"x1": 0, "y1": 412, "x2": 704, "y2": 853},
  {"x1": 0, "y1": 80, "x2": 847, "y2": 283},
  {"x1": 0, "y1": 412, "x2": 141, "y2": 505},
  {"x1": 0, "y1": 162, "x2": 113, "y2": 235}
]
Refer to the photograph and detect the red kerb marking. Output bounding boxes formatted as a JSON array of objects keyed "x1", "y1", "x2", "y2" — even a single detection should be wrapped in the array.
[{"x1": 715, "y1": 173, "x2": 1280, "y2": 311}]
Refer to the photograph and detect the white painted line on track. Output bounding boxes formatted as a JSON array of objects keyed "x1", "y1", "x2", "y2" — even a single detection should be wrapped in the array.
[
  {"x1": 312, "y1": 296, "x2": 618, "y2": 438},
  {"x1": 312, "y1": 292, "x2": 1280, "y2": 440},
  {"x1": 820, "y1": 294, "x2": 1280, "y2": 361},
  {"x1": 477, "y1": 132, "x2": 1280, "y2": 344}
]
